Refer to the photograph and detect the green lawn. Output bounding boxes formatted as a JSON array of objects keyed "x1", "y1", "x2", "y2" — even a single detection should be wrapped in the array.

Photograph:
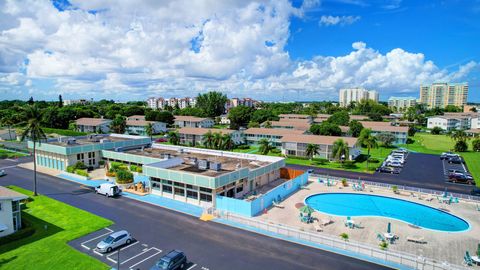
[
  {"x1": 283, "y1": 146, "x2": 391, "y2": 174},
  {"x1": 0, "y1": 186, "x2": 113, "y2": 270},
  {"x1": 399, "y1": 133, "x2": 480, "y2": 187},
  {"x1": 0, "y1": 148, "x2": 28, "y2": 159},
  {"x1": 212, "y1": 124, "x2": 229, "y2": 129},
  {"x1": 232, "y1": 145, "x2": 259, "y2": 153},
  {"x1": 42, "y1": 127, "x2": 88, "y2": 136}
]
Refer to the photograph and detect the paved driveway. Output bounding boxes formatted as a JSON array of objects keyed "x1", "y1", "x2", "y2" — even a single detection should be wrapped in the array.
[{"x1": 0, "y1": 165, "x2": 390, "y2": 270}]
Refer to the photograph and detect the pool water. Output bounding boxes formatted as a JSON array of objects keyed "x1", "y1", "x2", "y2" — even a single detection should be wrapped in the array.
[{"x1": 305, "y1": 193, "x2": 469, "y2": 232}]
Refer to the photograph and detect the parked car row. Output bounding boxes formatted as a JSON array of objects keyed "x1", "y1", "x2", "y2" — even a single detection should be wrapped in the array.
[
  {"x1": 96, "y1": 230, "x2": 188, "y2": 270},
  {"x1": 441, "y1": 152, "x2": 475, "y2": 185},
  {"x1": 377, "y1": 148, "x2": 408, "y2": 174}
]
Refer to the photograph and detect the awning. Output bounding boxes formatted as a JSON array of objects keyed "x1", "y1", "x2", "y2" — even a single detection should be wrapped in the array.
[{"x1": 0, "y1": 223, "x2": 8, "y2": 232}]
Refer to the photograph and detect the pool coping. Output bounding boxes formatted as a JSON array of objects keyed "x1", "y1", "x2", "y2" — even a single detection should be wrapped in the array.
[{"x1": 304, "y1": 192, "x2": 471, "y2": 233}]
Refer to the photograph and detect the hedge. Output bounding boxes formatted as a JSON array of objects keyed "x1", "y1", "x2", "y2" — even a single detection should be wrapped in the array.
[
  {"x1": 75, "y1": 169, "x2": 89, "y2": 177},
  {"x1": 42, "y1": 127, "x2": 87, "y2": 136},
  {"x1": 116, "y1": 169, "x2": 133, "y2": 184}
]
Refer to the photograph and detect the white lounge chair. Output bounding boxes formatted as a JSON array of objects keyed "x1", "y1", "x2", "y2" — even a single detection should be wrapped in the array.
[
  {"x1": 407, "y1": 236, "x2": 427, "y2": 244},
  {"x1": 314, "y1": 221, "x2": 323, "y2": 232},
  {"x1": 321, "y1": 218, "x2": 333, "y2": 226},
  {"x1": 272, "y1": 201, "x2": 285, "y2": 208}
]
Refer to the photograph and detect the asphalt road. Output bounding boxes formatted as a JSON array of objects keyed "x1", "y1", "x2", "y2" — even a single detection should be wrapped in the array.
[
  {"x1": 287, "y1": 152, "x2": 476, "y2": 195},
  {"x1": 0, "y1": 159, "x2": 390, "y2": 270}
]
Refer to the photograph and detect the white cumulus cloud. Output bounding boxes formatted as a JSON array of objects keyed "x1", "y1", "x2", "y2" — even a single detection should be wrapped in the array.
[{"x1": 319, "y1": 15, "x2": 361, "y2": 26}]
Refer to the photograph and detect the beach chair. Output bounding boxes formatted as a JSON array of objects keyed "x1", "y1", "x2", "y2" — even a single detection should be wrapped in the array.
[
  {"x1": 376, "y1": 233, "x2": 386, "y2": 242},
  {"x1": 314, "y1": 220, "x2": 323, "y2": 232},
  {"x1": 354, "y1": 222, "x2": 364, "y2": 229},
  {"x1": 321, "y1": 218, "x2": 333, "y2": 226},
  {"x1": 425, "y1": 195, "x2": 434, "y2": 201},
  {"x1": 272, "y1": 200, "x2": 285, "y2": 208},
  {"x1": 464, "y1": 251, "x2": 474, "y2": 266},
  {"x1": 407, "y1": 236, "x2": 427, "y2": 244}
]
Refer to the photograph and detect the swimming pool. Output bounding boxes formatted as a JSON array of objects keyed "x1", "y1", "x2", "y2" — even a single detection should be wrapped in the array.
[{"x1": 305, "y1": 193, "x2": 469, "y2": 232}]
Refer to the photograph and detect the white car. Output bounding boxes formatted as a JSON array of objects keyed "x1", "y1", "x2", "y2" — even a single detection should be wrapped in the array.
[
  {"x1": 96, "y1": 230, "x2": 132, "y2": 253},
  {"x1": 0, "y1": 169, "x2": 6, "y2": 177},
  {"x1": 95, "y1": 183, "x2": 121, "y2": 197}
]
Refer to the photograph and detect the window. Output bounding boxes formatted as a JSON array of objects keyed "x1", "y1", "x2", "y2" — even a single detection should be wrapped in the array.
[
  {"x1": 163, "y1": 185, "x2": 172, "y2": 193},
  {"x1": 199, "y1": 187, "x2": 211, "y2": 193},
  {"x1": 236, "y1": 185, "x2": 243, "y2": 193},
  {"x1": 174, "y1": 182, "x2": 185, "y2": 188},
  {"x1": 187, "y1": 190, "x2": 198, "y2": 199},
  {"x1": 200, "y1": 193, "x2": 212, "y2": 202},
  {"x1": 174, "y1": 187, "x2": 185, "y2": 196}
]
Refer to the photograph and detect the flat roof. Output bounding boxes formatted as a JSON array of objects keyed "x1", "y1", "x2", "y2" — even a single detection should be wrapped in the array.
[
  {"x1": 47, "y1": 134, "x2": 136, "y2": 146},
  {"x1": 267, "y1": 121, "x2": 311, "y2": 130},
  {"x1": 281, "y1": 134, "x2": 358, "y2": 146},
  {"x1": 0, "y1": 186, "x2": 28, "y2": 200},
  {"x1": 125, "y1": 147, "x2": 271, "y2": 177}
]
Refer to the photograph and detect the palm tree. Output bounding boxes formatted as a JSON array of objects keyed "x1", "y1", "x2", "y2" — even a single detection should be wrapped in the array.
[
  {"x1": 202, "y1": 130, "x2": 214, "y2": 149},
  {"x1": 0, "y1": 115, "x2": 15, "y2": 140},
  {"x1": 168, "y1": 131, "x2": 180, "y2": 145},
  {"x1": 213, "y1": 132, "x2": 223, "y2": 150},
  {"x1": 332, "y1": 139, "x2": 349, "y2": 165},
  {"x1": 362, "y1": 134, "x2": 378, "y2": 171},
  {"x1": 221, "y1": 133, "x2": 235, "y2": 150},
  {"x1": 145, "y1": 123, "x2": 154, "y2": 141},
  {"x1": 258, "y1": 138, "x2": 272, "y2": 155},
  {"x1": 305, "y1": 144, "x2": 319, "y2": 160},
  {"x1": 20, "y1": 104, "x2": 46, "y2": 196}
]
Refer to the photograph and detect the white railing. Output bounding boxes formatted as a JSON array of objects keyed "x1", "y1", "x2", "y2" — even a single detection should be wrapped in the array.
[
  {"x1": 219, "y1": 212, "x2": 467, "y2": 270},
  {"x1": 312, "y1": 174, "x2": 480, "y2": 202}
]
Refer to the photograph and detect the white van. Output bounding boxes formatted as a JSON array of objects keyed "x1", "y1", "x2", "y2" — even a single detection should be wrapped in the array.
[{"x1": 95, "y1": 183, "x2": 121, "y2": 197}]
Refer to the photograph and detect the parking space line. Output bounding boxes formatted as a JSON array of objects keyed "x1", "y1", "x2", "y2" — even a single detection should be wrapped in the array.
[
  {"x1": 128, "y1": 249, "x2": 162, "y2": 269},
  {"x1": 93, "y1": 250, "x2": 104, "y2": 257},
  {"x1": 106, "y1": 255, "x2": 117, "y2": 264},
  {"x1": 80, "y1": 228, "x2": 114, "y2": 246},
  {"x1": 106, "y1": 241, "x2": 139, "y2": 259},
  {"x1": 121, "y1": 247, "x2": 161, "y2": 265},
  {"x1": 81, "y1": 244, "x2": 91, "y2": 250},
  {"x1": 201, "y1": 267, "x2": 210, "y2": 270},
  {"x1": 186, "y1": 264, "x2": 197, "y2": 270}
]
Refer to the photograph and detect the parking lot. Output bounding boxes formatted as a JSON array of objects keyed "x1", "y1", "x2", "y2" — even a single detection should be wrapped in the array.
[
  {"x1": 441, "y1": 155, "x2": 475, "y2": 186},
  {"x1": 71, "y1": 227, "x2": 210, "y2": 270}
]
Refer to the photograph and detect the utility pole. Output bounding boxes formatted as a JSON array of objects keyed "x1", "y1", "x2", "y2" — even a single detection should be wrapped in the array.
[{"x1": 117, "y1": 246, "x2": 121, "y2": 270}]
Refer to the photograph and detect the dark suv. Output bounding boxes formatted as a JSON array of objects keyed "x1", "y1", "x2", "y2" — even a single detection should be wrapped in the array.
[
  {"x1": 448, "y1": 173, "x2": 475, "y2": 185},
  {"x1": 151, "y1": 250, "x2": 187, "y2": 270}
]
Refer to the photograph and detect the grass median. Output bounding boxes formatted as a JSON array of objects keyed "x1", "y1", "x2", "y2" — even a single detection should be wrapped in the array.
[{"x1": 0, "y1": 186, "x2": 113, "y2": 270}]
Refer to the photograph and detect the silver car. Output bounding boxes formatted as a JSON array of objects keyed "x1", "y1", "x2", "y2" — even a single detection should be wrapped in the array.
[
  {"x1": 96, "y1": 230, "x2": 132, "y2": 253},
  {"x1": 0, "y1": 169, "x2": 6, "y2": 177}
]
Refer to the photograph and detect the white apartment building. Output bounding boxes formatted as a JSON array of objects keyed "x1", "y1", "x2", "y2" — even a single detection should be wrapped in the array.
[
  {"x1": 281, "y1": 134, "x2": 360, "y2": 160},
  {"x1": 174, "y1": 116, "x2": 215, "y2": 128},
  {"x1": 147, "y1": 97, "x2": 197, "y2": 110},
  {"x1": 388, "y1": 97, "x2": 417, "y2": 112},
  {"x1": 0, "y1": 186, "x2": 28, "y2": 237},
  {"x1": 225, "y1": 98, "x2": 258, "y2": 111},
  {"x1": 427, "y1": 113, "x2": 478, "y2": 131},
  {"x1": 339, "y1": 87, "x2": 379, "y2": 107},
  {"x1": 420, "y1": 82, "x2": 468, "y2": 109}
]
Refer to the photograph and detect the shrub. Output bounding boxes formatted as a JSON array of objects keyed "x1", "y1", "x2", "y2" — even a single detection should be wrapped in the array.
[
  {"x1": 472, "y1": 138, "x2": 480, "y2": 152},
  {"x1": 339, "y1": 233, "x2": 349, "y2": 241},
  {"x1": 392, "y1": 185, "x2": 399, "y2": 194},
  {"x1": 129, "y1": 165, "x2": 138, "y2": 172},
  {"x1": 106, "y1": 171, "x2": 116, "y2": 177},
  {"x1": 66, "y1": 165, "x2": 75, "y2": 173},
  {"x1": 136, "y1": 167, "x2": 143, "y2": 173},
  {"x1": 98, "y1": 160, "x2": 105, "y2": 166},
  {"x1": 110, "y1": 161, "x2": 123, "y2": 171},
  {"x1": 367, "y1": 158, "x2": 380, "y2": 163},
  {"x1": 314, "y1": 158, "x2": 329, "y2": 165},
  {"x1": 454, "y1": 140, "x2": 468, "y2": 152},
  {"x1": 235, "y1": 144, "x2": 250, "y2": 150},
  {"x1": 75, "y1": 169, "x2": 89, "y2": 177},
  {"x1": 431, "y1": 126, "x2": 443, "y2": 135},
  {"x1": 270, "y1": 148, "x2": 281, "y2": 154},
  {"x1": 73, "y1": 161, "x2": 87, "y2": 170},
  {"x1": 341, "y1": 179, "x2": 348, "y2": 187},
  {"x1": 116, "y1": 169, "x2": 133, "y2": 184}
]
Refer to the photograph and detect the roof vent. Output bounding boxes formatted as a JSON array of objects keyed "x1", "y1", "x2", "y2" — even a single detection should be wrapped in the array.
[
  {"x1": 210, "y1": 162, "x2": 222, "y2": 171},
  {"x1": 198, "y1": 159, "x2": 209, "y2": 170}
]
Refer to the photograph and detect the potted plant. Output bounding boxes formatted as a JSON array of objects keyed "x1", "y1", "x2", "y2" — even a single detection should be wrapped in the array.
[
  {"x1": 392, "y1": 185, "x2": 399, "y2": 194},
  {"x1": 379, "y1": 240, "x2": 389, "y2": 250},
  {"x1": 341, "y1": 179, "x2": 348, "y2": 187},
  {"x1": 339, "y1": 232, "x2": 349, "y2": 249},
  {"x1": 115, "y1": 169, "x2": 134, "y2": 189}
]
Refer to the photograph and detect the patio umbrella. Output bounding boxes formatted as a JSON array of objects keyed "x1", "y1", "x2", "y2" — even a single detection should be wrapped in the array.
[
  {"x1": 387, "y1": 222, "x2": 391, "y2": 233},
  {"x1": 299, "y1": 205, "x2": 315, "y2": 216},
  {"x1": 443, "y1": 187, "x2": 448, "y2": 197}
]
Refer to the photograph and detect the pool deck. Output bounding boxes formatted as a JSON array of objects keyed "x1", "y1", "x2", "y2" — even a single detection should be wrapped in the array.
[{"x1": 256, "y1": 178, "x2": 480, "y2": 265}]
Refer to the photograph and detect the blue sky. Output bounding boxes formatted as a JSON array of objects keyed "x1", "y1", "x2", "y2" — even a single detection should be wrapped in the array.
[{"x1": 0, "y1": 0, "x2": 479, "y2": 102}]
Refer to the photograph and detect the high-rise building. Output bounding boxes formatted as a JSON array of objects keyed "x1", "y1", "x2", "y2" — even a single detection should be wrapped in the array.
[
  {"x1": 388, "y1": 97, "x2": 417, "y2": 112},
  {"x1": 339, "y1": 87, "x2": 379, "y2": 107},
  {"x1": 419, "y1": 82, "x2": 468, "y2": 109},
  {"x1": 146, "y1": 97, "x2": 196, "y2": 110}
]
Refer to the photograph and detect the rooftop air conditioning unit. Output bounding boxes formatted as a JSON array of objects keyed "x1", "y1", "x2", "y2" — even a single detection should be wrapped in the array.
[
  {"x1": 100, "y1": 139, "x2": 111, "y2": 143},
  {"x1": 210, "y1": 162, "x2": 222, "y2": 171},
  {"x1": 198, "y1": 159, "x2": 209, "y2": 170},
  {"x1": 66, "y1": 138, "x2": 76, "y2": 145}
]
